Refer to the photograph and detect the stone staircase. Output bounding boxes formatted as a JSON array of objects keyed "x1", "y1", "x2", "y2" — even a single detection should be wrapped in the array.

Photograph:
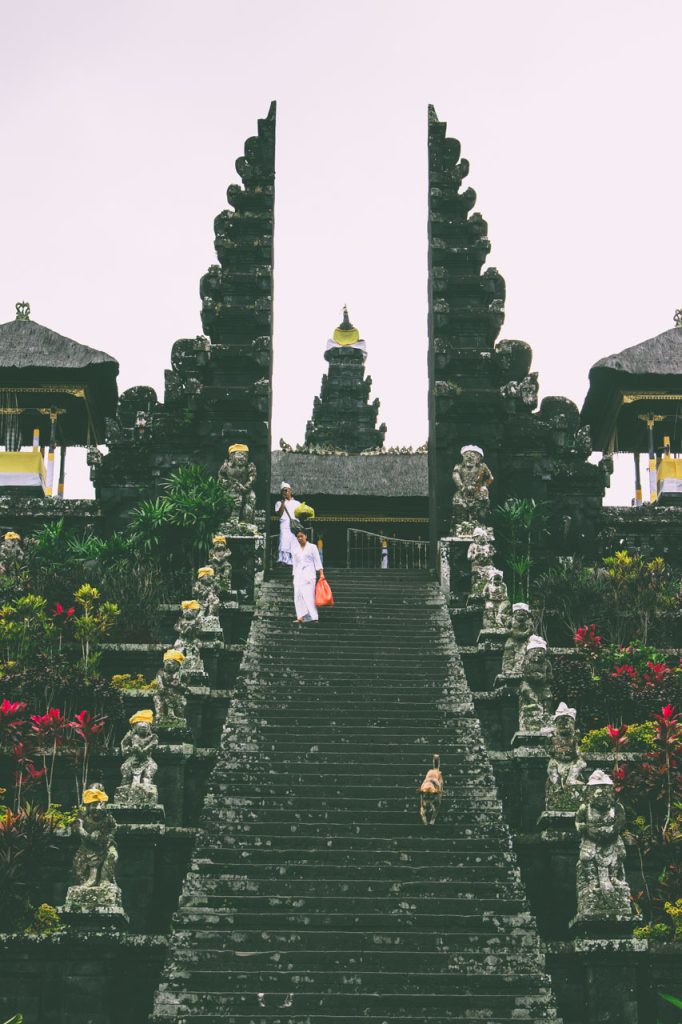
[{"x1": 153, "y1": 568, "x2": 561, "y2": 1023}]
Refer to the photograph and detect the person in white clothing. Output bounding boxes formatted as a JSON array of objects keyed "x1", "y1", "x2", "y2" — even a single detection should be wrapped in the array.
[
  {"x1": 291, "y1": 527, "x2": 323, "y2": 623},
  {"x1": 275, "y1": 482, "x2": 298, "y2": 566}
]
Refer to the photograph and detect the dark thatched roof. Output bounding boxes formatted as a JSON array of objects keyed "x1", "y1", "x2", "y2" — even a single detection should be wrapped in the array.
[
  {"x1": 0, "y1": 318, "x2": 118, "y2": 371},
  {"x1": 271, "y1": 452, "x2": 428, "y2": 498},
  {"x1": 0, "y1": 317, "x2": 119, "y2": 445},
  {"x1": 581, "y1": 326, "x2": 682, "y2": 453}
]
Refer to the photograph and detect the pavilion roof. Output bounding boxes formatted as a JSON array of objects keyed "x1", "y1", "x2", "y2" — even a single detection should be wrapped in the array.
[
  {"x1": 271, "y1": 452, "x2": 428, "y2": 498},
  {"x1": 0, "y1": 314, "x2": 119, "y2": 445},
  {"x1": 581, "y1": 325, "x2": 682, "y2": 452}
]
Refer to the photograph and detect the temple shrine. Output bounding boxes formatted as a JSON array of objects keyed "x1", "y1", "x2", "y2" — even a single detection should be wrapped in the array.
[{"x1": 0, "y1": 103, "x2": 680, "y2": 1024}]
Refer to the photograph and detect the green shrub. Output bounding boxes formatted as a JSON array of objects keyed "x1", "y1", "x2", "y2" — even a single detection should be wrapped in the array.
[
  {"x1": 580, "y1": 720, "x2": 657, "y2": 753},
  {"x1": 24, "y1": 902, "x2": 62, "y2": 936}
]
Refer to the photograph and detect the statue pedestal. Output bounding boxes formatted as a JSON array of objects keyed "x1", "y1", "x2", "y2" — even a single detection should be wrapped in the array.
[
  {"x1": 494, "y1": 671, "x2": 522, "y2": 690},
  {"x1": 569, "y1": 910, "x2": 642, "y2": 940},
  {"x1": 477, "y1": 627, "x2": 508, "y2": 646},
  {"x1": 61, "y1": 882, "x2": 128, "y2": 930},
  {"x1": 156, "y1": 720, "x2": 192, "y2": 744},
  {"x1": 109, "y1": 800, "x2": 165, "y2": 826},
  {"x1": 438, "y1": 537, "x2": 472, "y2": 602},
  {"x1": 537, "y1": 809, "x2": 576, "y2": 837},
  {"x1": 511, "y1": 729, "x2": 550, "y2": 751}
]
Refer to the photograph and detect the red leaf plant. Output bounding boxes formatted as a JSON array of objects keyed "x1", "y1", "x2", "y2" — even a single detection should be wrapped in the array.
[
  {"x1": 30, "y1": 707, "x2": 66, "y2": 806},
  {"x1": 574, "y1": 624, "x2": 603, "y2": 660},
  {"x1": 607, "y1": 723, "x2": 628, "y2": 775},
  {"x1": 627, "y1": 705, "x2": 682, "y2": 837},
  {"x1": 52, "y1": 602, "x2": 75, "y2": 652},
  {"x1": 0, "y1": 699, "x2": 27, "y2": 743},
  {"x1": 68, "y1": 710, "x2": 106, "y2": 804},
  {"x1": 11, "y1": 739, "x2": 46, "y2": 811}
]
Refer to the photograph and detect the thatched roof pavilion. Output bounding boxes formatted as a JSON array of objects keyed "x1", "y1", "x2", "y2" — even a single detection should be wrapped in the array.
[
  {"x1": 0, "y1": 303, "x2": 118, "y2": 447},
  {"x1": 581, "y1": 318, "x2": 682, "y2": 453}
]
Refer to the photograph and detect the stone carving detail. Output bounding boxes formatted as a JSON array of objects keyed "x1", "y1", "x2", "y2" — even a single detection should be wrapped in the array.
[
  {"x1": 545, "y1": 703, "x2": 586, "y2": 812},
  {"x1": 500, "y1": 372, "x2": 539, "y2": 411},
  {"x1": 209, "y1": 534, "x2": 232, "y2": 595},
  {"x1": 451, "y1": 445, "x2": 494, "y2": 537},
  {"x1": 518, "y1": 635, "x2": 554, "y2": 733},
  {"x1": 0, "y1": 531, "x2": 24, "y2": 574},
  {"x1": 467, "y1": 526, "x2": 496, "y2": 597},
  {"x1": 481, "y1": 569, "x2": 511, "y2": 632},
  {"x1": 218, "y1": 444, "x2": 257, "y2": 525},
  {"x1": 174, "y1": 599, "x2": 207, "y2": 673},
  {"x1": 114, "y1": 710, "x2": 159, "y2": 807},
  {"x1": 575, "y1": 770, "x2": 633, "y2": 921},
  {"x1": 64, "y1": 784, "x2": 124, "y2": 916},
  {"x1": 153, "y1": 650, "x2": 188, "y2": 728}
]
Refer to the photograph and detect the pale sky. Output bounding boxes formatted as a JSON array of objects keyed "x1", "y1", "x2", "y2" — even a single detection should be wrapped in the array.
[{"x1": 1, "y1": 1, "x2": 680, "y2": 502}]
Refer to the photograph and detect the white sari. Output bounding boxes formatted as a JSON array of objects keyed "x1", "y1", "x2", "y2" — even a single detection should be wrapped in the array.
[
  {"x1": 291, "y1": 539, "x2": 322, "y2": 621},
  {"x1": 275, "y1": 497, "x2": 298, "y2": 565}
]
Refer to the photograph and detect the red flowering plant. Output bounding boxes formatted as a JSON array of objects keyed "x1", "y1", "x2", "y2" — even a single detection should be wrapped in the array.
[
  {"x1": 30, "y1": 707, "x2": 66, "y2": 806},
  {"x1": 68, "y1": 709, "x2": 107, "y2": 803},
  {"x1": 574, "y1": 624, "x2": 603, "y2": 665},
  {"x1": 0, "y1": 699, "x2": 27, "y2": 749},
  {"x1": 52, "y1": 602, "x2": 75, "y2": 653},
  {"x1": 11, "y1": 740, "x2": 46, "y2": 811}
]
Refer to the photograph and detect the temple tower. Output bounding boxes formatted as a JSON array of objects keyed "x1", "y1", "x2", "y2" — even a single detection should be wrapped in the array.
[
  {"x1": 427, "y1": 105, "x2": 606, "y2": 557},
  {"x1": 304, "y1": 307, "x2": 386, "y2": 453},
  {"x1": 97, "y1": 103, "x2": 276, "y2": 517}
]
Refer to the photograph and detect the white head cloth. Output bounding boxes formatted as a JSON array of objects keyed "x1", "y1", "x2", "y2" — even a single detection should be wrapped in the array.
[
  {"x1": 280, "y1": 482, "x2": 291, "y2": 490},
  {"x1": 461, "y1": 444, "x2": 484, "y2": 457},
  {"x1": 512, "y1": 602, "x2": 530, "y2": 613},
  {"x1": 526, "y1": 634, "x2": 547, "y2": 652},
  {"x1": 587, "y1": 769, "x2": 613, "y2": 787},
  {"x1": 489, "y1": 568, "x2": 503, "y2": 579},
  {"x1": 553, "y1": 701, "x2": 577, "y2": 721}
]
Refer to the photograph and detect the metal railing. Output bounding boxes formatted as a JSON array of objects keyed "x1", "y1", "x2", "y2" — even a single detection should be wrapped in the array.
[{"x1": 346, "y1": 528, "x2": 429, "y2": 570}]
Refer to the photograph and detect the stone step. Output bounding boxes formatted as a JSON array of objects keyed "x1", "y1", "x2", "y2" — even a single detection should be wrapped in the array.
[
  {"x1": 154, "y1": 1015, "x2": 556, "y2": 1024},
  {"x1": 167, "y1": 946, "x2": 545, "y2": 974},
  {"x1": 179, "y1": 877, "x2": 524, "y2": 901},
  {"x1": 156, "y1": 989, "x2": 557, "y2": 1017},
  {"x1": 173, "y1": 907, "x2": 536, "y2": 935},
  {"x1": 191, "y1": 849, "x2": 515, "y2": 871},
  {"x1": 207, "y1": 781, "x2": 495, "y2": 798},
  {"x1": 162, "y1": 967, "x2": 553, "y2": 996},
  {"x1": 167, "y1": 927, "x2": 542, "y2": 955},
  {"x1": 197, "y1": 833, "x2": 513, "y2": 854},
  {"x1": 190, "y1": 861, "x2": 517, "y2": 881}
]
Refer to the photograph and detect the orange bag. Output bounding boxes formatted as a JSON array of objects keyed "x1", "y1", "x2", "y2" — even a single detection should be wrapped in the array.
[{"x1": 315, "y1": 574, "x2": 334, "y2": 607}]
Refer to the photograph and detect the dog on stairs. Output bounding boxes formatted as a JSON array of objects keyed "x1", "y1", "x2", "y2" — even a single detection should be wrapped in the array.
[{"x1": 418, "y1": 754, "x2": 443, "y2": 825}]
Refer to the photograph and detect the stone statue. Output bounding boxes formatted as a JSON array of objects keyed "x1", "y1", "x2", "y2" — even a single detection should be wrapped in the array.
[
  {"x1": 174, "y1": 599, "x2": 206, "y2": 673},
  {"x1": 114, "y1": 710, "x2": 159, "y2": 807},
  {"x1": 86, "y1": 446, "x2": 103, "y2": 484},
  {"x1": 218, "y1": 443, "x2": 257, "y2": 525},
  {"x1": 545, "y1": 703, "x2": 587, "y2": 813},
  {"x1": 153, "y1": 650, "x2": 187, "y2": 728},
  {"x1": 192, "y1": 565, "x2": 219, "y2": 618},
  {"x1": 500, "y1": 602, "x2": 534, "y2": 676},
  {"x1": 518, "y1": 635, "x2": 554, "y2": 733},
  {"x1": 209, "y1": 534, "x2": 232, "y2": 595},
  {"x1": 481, "y1": 569, "x2": 511, "y2": 632},
  {"x1": 64, "y1": 784, "x2": 124, "y2": 916},
  {"x1": 575, "y1": 770, "x2": 633, "y2": 921},
  {"x1": 0, "y1": 531, "x2": 24, "y2": 574},
  {"x1": 450, "y1": 445, "x2": 494, "y2": 536},
  {"x1": 467, "y1": 526, "x2": 496, "y2": 597}
]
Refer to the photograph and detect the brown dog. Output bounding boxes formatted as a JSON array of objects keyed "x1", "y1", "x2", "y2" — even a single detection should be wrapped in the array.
[{"x1": 419, "y1": 754, "x2": 443, "y2": 826}]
